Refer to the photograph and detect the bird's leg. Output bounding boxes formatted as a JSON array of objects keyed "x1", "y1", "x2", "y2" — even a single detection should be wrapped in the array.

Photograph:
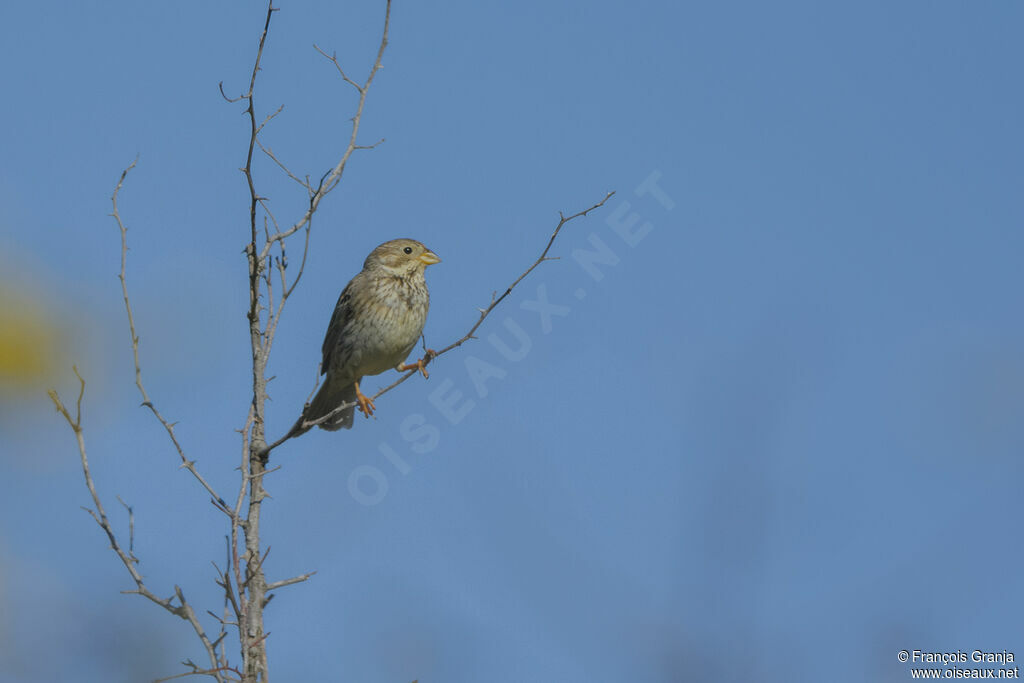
[
  {"x1": 353, "y1": 380, "x2": 376, "y2": 418},
  {"x1": 397, "y1": 348, "x2": 437, "y2": 379}
]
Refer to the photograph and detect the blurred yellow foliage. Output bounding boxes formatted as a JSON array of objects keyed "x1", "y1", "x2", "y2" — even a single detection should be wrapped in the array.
[{"x1": 0, "y1": 292, "x2": 61, "y2": 391}]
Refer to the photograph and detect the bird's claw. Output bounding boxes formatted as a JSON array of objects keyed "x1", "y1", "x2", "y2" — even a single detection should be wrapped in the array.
[
  {"x1": 354, "y1": 381, "x2": 376, "y2": 418},
  {"x1": 398, "y1": 349, "x2": 437, "y2": 379},
  {"x1": 357, "y1": 394, "x2": 375, "y2": 418}
]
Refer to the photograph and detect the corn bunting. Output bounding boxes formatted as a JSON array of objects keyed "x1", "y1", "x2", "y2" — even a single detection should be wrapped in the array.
[{"x1": 290, "y1": 239, "x2": 440, "y2": 434}]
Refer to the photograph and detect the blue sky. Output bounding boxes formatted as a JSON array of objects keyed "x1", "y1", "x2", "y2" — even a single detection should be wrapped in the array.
[{"x1": 2, "y1": 1, "x2": 1023, "y2": 681}]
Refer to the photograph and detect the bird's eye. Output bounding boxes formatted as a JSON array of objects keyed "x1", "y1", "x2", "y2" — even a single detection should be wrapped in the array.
[{"x1": 403, "y1": 246, "x2": 413, "y2": 254}]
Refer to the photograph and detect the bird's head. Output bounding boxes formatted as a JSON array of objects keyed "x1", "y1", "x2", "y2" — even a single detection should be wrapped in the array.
[{"x1": 365, "y1": 239, "x2": 441, "y2": 276}]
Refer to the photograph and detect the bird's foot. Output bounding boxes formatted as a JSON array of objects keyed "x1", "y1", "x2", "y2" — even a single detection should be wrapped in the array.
[
  {"x1": 354, "y1": 381, "x2": 376, "y2": 418},
  {"x1": 397, "y1": 349, "x2": 437, "y2": 379}
]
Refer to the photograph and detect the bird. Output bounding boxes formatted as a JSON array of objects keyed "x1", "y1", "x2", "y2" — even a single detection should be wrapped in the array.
[{"x1": 289, "y1": 238, "x2": 441, "y2": 435}]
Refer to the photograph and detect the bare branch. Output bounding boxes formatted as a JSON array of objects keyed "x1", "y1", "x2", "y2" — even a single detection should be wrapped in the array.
[
  {"x1": 234, "y1": 10, "x2": 280, "y2": 677},
  {"x1": 154, "y1": 664, "x2": 242, "y2": 683},
  {"x1": 218, "y1": 81, "x2": 246, "y2": 104},
  {"x1": 255, "y1": 104, "x2": 284, "y2": 136},
  {"x1": 312, "y1": 44, "x2": 365, "y2": 93},
  {"x1": 259, "y1": 0, "x2": 392, "y2": 256},
  {"x1": 239, "y1": 1, "x2": 279, "y2": 362},
  {"x1": 265, "y1": 571, "x2": 317, "y2": 592},
  {"x1": 48, "y1": 373, "x2": 227, "y2": 683},
  {"x1": 116, "y1": 495, "x2": 136, "y2": 557},
  {"x1": 255, "y1": 138, "x2": 312, "y2": 191},
  {"x1": 282, "y1": 224, "x2": 312, "y2": 300},
  {"x1": 353, "y1": 137, "x2": 386, "y2": 151},
  {"x1": 110, "y1": 160, "x2": 230, "y2": 514},
  {"x1": 231, "y1": 406, "x2": 254, "y2": 660},
  {"x1": 59, "y1": 3, "x2": 410, "y2": 682}
]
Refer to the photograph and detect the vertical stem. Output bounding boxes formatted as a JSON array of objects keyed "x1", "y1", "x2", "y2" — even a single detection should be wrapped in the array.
[
  {"x1": 243, "y1": 450, "x2": 268, "y2": 681},
  {"x1": 233, "y1": 2, "x2": 394, "y2": 678},
  {"x1": 243, "y1": 244, "x2": 270, "y2": 681},
  {"x1": 239, "y1": 5, "x2": 276, "y2": 681},
  {"x1": 244, "y1": 201, "x2": 271, "y2": 683}
]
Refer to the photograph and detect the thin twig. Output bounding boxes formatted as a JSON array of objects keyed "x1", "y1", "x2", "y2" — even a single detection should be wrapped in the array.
[
  {"x1": 265, "y1": 571, "x2": 317, "y2": 592},
  {"x1": 110, "y1": 160, "x2": 230, "y2": 514},
  {"x1": 153, "y1": 664, "x2": 242, "y2": 683},
  {"x1": 256, "y1": 138, "x2": 312, "y2": 191},
  {"x1": 312, "y1": 44, "x2": 364, "y2": 93},
  {"x1": 282, "y1": 224, "x2": 312, "y2": 300},
  {"x1": 116, "y1": 495, "x2": 136, "y2": 557}
]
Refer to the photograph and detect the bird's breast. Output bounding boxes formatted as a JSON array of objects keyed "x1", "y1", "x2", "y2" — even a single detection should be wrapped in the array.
[{"x1": 350, "y1": 279, "x2": 429, "y2": 376}]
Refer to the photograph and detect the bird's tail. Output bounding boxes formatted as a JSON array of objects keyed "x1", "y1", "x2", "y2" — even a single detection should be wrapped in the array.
[{"x1": 287, "y1": 379, "x2": 357, "y2": 437}]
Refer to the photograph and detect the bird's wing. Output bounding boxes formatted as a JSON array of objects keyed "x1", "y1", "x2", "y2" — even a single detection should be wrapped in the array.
[{"x1": 320, "y1": 278, "x2": 358, "y2": 375}]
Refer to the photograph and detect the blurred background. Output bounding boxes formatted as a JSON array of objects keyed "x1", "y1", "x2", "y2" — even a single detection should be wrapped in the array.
[{"x1": 2, "y1": 1, "x2": 1022, "y2": 681}]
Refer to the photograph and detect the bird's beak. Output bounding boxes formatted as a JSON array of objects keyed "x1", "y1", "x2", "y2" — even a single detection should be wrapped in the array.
[{"x1": 419, "y1": 250, "x2": 441, "y2": 266}]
